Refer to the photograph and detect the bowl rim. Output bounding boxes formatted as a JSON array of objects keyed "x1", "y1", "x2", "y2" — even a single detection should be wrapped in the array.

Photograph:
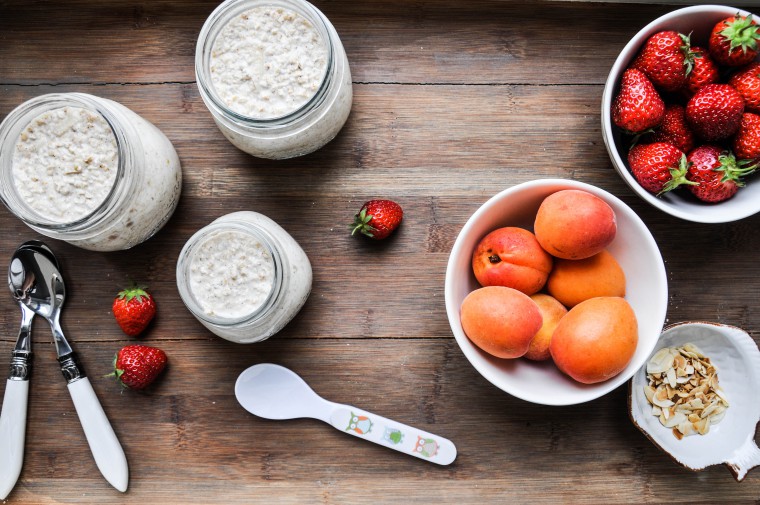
[
  {"x1": 601, "y1": 4, "x2": 758, "y2": 224},
  {"x1": 444, "y1": 178, "x2": 668, "y2": 406}
]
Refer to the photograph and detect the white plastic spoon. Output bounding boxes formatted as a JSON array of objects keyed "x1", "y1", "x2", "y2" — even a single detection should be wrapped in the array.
[{"x1": 235, "y1": 363, "x2": 457, "y2": 465}]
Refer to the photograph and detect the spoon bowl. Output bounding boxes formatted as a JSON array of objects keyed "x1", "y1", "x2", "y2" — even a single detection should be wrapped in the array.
[{"x1": 235, "y1": 363, "x2": 330, "y2": 421}]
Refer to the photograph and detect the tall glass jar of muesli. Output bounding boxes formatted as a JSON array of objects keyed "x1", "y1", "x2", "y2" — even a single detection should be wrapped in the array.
[
  {"x1": 195, "y1": 0, "x2": 353, "y2": 159},
  {"x1": 0, "y1": 93, "x2": 182, "y2": 251}
]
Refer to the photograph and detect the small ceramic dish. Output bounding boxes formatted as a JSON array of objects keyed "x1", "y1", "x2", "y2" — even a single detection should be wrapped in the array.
[{"x1": 629, "y1": 322, "x2": 760, "y2": 481}]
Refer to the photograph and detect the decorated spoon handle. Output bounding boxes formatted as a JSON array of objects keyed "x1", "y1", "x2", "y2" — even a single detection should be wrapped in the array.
[{"x1": 328, "y1": 404, "x2": 457, "y2": 465}]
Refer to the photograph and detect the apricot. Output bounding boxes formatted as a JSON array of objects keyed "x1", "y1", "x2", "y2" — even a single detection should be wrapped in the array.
[
  {"x1": 546, "y1": 249, "x2": 626, "y2": 308},
  {"x1": 534, "y1": 190, "x2": 617, "y2": 260},
  {"x1": 460, "y1": 286, "x2": 543, "y2": 359},
  {"x1": 549, "y1": 297, "x2": 638, "y2": 384},
  {"x1": 524, "y1": 294, "x2": 568, "y2": 361},
  {"x1": 472, "y1": 227, "x2": 553, "y2": 295}
]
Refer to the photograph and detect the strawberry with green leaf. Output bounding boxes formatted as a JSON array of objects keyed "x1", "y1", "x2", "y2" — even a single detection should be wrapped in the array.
[
  {"x1": 109, "y1": 345, "x2": 167, "y2": 390},
  {"x1": 686, "y1": 145, "x2": 757, "y2": 202},
  {"x1": 709, "y1": 13, "x2": 760, "y2": 67},
  {"x1": 633, "y1": 30, "x2": 695, "y2": 92},
  {"x1": 627, "y1": 142, "x2": 693, "y2": 195},
  {"x1": 112, "y1": 285, "x2": 156, "y2": 337},
  {"x1": 351, "y1": 199, "x2": 403, "y2": 240}
]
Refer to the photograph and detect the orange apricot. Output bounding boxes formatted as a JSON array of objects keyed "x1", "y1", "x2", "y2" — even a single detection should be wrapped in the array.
[
  {"x1": 460, "y1": 286, "x2": 543, "y2": 359},
  {"x1": 524, "y1": 294, "x2": 568, "y2": 361},
  {"x1": 546, "y1": 249, "x2": 626, "y2": 307},
  {"x1": 472, "y1": 227, "x2": 553, "y2": 295},
  {"x1": 534, "y1": 190, "x2": 617, "y2": 260},
  {"x1": 549, "y1": 297, "x2": 638, "y2": 384}
]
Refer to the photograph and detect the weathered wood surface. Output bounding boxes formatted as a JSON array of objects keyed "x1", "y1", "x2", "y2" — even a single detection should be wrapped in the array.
[{"x1": 0, "y1": 1, "x2": 758, "y2": 503}]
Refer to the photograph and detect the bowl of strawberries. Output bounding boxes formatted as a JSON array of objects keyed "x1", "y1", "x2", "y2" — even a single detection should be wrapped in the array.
[{"x1": 602, "y1": 5, "x2": 760, "y2": 223}]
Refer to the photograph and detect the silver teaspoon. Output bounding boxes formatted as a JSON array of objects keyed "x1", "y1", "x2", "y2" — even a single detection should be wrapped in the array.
[
  {"x1": 10, "y1": 248, "x2": 128, "y2": 492},
  {"x1": 0, "y1": 241, "x2": 60, "y2": 500},
  {"x1": 235, "y1": 364, "x2": 457, "y2": 465}
]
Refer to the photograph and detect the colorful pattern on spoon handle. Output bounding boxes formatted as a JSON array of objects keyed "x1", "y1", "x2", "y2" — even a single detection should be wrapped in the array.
[
  {"x1": 329, "y1": 405, "x2": 457, "y2": 465},
  {"x1": 0, "y1": 379, "x2": 28, "y2": 499}
]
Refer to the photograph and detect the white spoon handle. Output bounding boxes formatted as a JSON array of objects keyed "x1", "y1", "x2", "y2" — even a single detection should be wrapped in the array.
[
  {"x1": 0, "y1": 380, "x2": 28, "y2": 499},
  {"x1": 329, "y1": 404, "x2": 457, "y2": 465},
  {"x1": 68, "y1": 378, "x2": 129, "y2": 492}
]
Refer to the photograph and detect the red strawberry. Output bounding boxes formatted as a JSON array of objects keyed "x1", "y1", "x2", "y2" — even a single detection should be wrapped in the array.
[
  {"x1": 351, "y1": 199, "x2": 403, "y2": 240},
  {"x1": 110, "y1": 345, "x2": 167, "y2": 390},
  {"x1": 686, "y1": 84, "x2": 745, "y2": 140},
  {"x1": 733, "y1": 112, "x2": 760, "y2": 162},
  {"x1": 729, "y1": 62, "x2": 760, "y2": 113},
  {"x1": 709, "y1": 13, "x2": 760, "y2": 67},
  {"x1": 649, "y1": 104, "x2": 695, "y2": 153},
  {"x1": 684, "y1": 47, "x2": 720, "y2": 96},
  {"x1": 112, "y1": 285, "x2": 156, "y2": 337},
  {"x1": 627, "y1": 142, "x2": 692, "y2": 195},
  {"x1": 612, "y1": 69, "x2": 665, "y2": 133},
  {"x1": 632, "y1": 31, "x2": 694, "y2": 92},
  {"x1": 686, "y1": 145, "x2": 757, "y2": 202}
]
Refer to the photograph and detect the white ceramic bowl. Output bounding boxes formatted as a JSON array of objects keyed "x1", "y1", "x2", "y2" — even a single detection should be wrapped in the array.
[
  {"x1": 629, "y1": 322, "x2": 760, "y2": 481},
  {"x1": 444, "y1": 179, "x2": 668, "y2": 406},
  {"x1": 601, "y1": 5, "x2": 760, "y2": 223}
]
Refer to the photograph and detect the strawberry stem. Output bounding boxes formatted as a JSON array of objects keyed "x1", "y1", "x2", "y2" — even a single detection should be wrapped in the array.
[
  {"x1": 659, "y1": 154, "x2": 697, "y2": 195},
  {"x1": 351, "y1": 208, "x2": 376, "y2": 237}
]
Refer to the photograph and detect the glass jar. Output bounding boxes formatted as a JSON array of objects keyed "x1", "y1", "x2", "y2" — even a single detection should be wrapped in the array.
[
  {"x1": 176, "y1": 211, "x2": 312, "y2": 343},
  {"x1": 0, "y1": 93, "x2": 182, "y2": 251},
  {"x1": 195, "y1": 0, "x2": 353, "y2": 159}
]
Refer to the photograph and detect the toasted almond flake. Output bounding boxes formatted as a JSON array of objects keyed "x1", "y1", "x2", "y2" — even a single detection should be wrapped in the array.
[{"x1": 643, "y1": 343, "x2": 729, "y2": 440}]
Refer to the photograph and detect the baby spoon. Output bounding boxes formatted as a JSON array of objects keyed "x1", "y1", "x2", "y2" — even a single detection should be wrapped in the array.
[{"x1": 235, "y1": 363, "x2": 457, "y2": 465}]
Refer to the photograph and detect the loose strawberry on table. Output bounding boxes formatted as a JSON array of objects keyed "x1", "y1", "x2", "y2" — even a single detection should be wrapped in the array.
[
  {"x1": 612, "y1": 68, "x2": 665, "y2": 133},
  {"x1": 627, "y1": 142, "x2": 692, "y2": 195},
  {"x1": 686, "y1": 145, "x2": 757, "y2": 203},
  {"x1": 112, "y1": 285, "x2": 156, "y2": 337},
  {"x1": 351, "y1": 199, "x2": 403, "y2": 240},
  {"x1": 709, "y1": 13, "x2": 760, "y2": 67},
  {"x1": 109, "y1": 345, "x2": 168, "y2": 390}
]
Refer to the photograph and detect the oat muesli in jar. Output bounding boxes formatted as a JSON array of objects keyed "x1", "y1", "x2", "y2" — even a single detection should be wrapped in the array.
[
  {"x1": 195, "y1": 0, "x2": 353, "y2": 159},
  {"x1": 0, "y1": 93, "x2": 182, "y2": 251}
]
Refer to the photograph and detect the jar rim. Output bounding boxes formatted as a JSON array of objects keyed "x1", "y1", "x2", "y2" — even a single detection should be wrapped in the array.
[
  {"x1": 0, "y1": 92, "x2": 128, "y2": 230},
  {"x1": 176, "y1": 219, "x2": 284, "y2": 327},
  {"x1": 194, "y1": 0, "x2": 335, "y2": 127}
]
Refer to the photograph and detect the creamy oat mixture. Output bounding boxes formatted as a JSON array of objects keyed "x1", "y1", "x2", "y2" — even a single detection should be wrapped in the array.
[
  {"x1": 188, "y1": 229, "x2": 276, "y2": 319},
  {"x1": 12, "y1": 106, "x2": 118, "y2": 223},
  {"x1": 209, "y1": 6, "x2": 328, "y2": 118}
]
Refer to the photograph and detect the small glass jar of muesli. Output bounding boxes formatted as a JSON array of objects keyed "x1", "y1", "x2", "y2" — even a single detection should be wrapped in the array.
[
  {"x1": 0, "y1": 93, "x2": 182, "y2": 251},
  {"x1": 176, "y1": 211, "x2": 312, "y2": 343},
  {"x1": 195, "y1": 0, "x2": 353, "y2": 159}
]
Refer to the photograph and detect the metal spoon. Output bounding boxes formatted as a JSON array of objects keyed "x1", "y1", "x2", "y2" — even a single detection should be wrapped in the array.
[
  {"x1": 235, "y1": 363, "x2": 457, "y2": 465},
  {"x1": 0, "y1": 241, "x2": 60, "y2": 499},
  {"x1": 9, "y1": 248, "x2": 128, "y2": 492}
]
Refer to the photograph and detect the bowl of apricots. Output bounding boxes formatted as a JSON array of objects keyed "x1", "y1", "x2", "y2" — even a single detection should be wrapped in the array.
[{"x1": 445, "y1": 179, "x2": 668, "y2": 405}]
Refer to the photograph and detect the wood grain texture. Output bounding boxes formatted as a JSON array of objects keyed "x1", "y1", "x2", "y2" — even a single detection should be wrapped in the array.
[{"x1": 0, "y1": 0, "x2": 758, "y2": 503}]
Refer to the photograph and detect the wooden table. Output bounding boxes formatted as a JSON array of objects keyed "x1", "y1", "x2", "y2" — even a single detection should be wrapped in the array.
[{"x1": 1, "y1": 1, "x2": 758, "y2": 503}]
